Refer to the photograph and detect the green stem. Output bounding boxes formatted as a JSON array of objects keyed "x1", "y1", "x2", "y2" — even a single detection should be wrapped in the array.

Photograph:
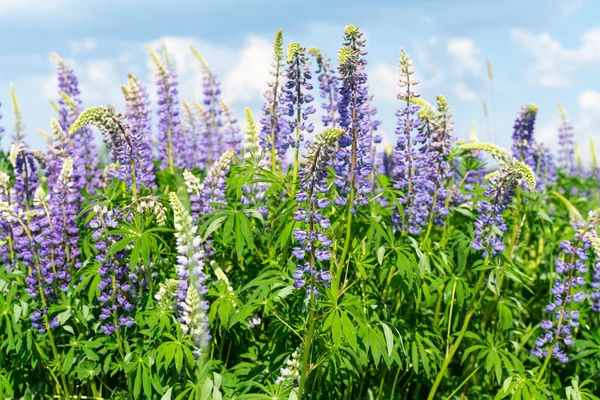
[
  {"x1": 298, "y1": 293, "x2": 316, "y2": 399},
  {"x1": 444, "y1": 364, "x2": 483, "y2": 400},
  {"x1": 427, "y1": 273, "x2": 486, "y2": 400}
]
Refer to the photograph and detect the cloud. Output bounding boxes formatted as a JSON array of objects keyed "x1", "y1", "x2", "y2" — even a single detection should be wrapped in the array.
[
  {"x1": 453, "y1": 81, "x2": 477, "y2": 102},
  {"x1": 511, "y1": 27, "x2": 600, "y2": 88},
  {"x1": 447, "y1": 38, "x2": 481, "y2": 76},
  {"x1": 68, "y1": 38, "x2": 98, "y2": 54},
  {"x1": 560, "y1": 0, "x2": 583, "y2": 17},
  {"x1": 369, "y1": 63, "x2": 398, "y2": 104}
]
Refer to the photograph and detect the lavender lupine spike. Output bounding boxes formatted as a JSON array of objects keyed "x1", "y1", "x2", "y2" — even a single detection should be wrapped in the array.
[
  {"x1": 70, "y1": 106, "x2": 154, "y2": 192},
  {"x1": 461, "y1": 143, "x2": 536, "y2": 257},
  {"x1": 259, "y1": 29, "x2": 288, "y2": 172},
  {"x1": 147, "y1": 46, "x2": 184, "y2": 171},
  {"x1": 181, "y1": 100, "x2": 201, "y2": 170},
  {"x1": 10, "y1": 143, "x2": 40, "y2": 207},
  {"x1": 557, "y1": 103, "x2": 576, "y2": 175},
  {"x1": 284, "y1": 43, "x2": 315, "y2": 167},
  {"x1": 0, "y1": 100, "x2": 5, "y2": 141},
  {"x1": 590, "y1": 236, "x2": 600, "y2": 313},
  {"x1": 191, "y1": 47, "x2": 225, "y2": 165},
  {"x1": 531, "y1": 217, "x2": 598, "y2": 363},
  {"x1": 241, "y1": 109, "x2": 269, "y2": 216},
  {"x1": 193, "y1": 102, "x2": 212, "y2": 169},
  {"x1": 53, "y1": 54, "x2": 100, "y2": 194},
  {"x1": 89, "y1": 205, "x2": 135, "y2": 335},
  {"x1": 169, "y1": 192, "x2": 211, "y2": 356},
  {"x1": 292, "y1": 128, "x2": 343, "y2": 297},
  {"x1": 308, "y1": 47, "x2": 340, "y2": 128},
  {"x1": 185, "y1": 149, "x2": 234, "y2": 223},
  {"x1": 391, "y1": 49, "x2": 428, "y2": 234},
  {"x1": 511, "y1": 104, "x2": 538, "y2": 167},
  {"x1": 334, "y1": 25, "x2": 374, "y2": 208},
  {"x1": 220, "y1": 102, "x2": 242, "y2": 157},
  {"x1": 10, "y1": 84, "x2": 26, "y2": 143},
  {"x1": 535, "y1": 143, "x2": 558, "y2": 190}
]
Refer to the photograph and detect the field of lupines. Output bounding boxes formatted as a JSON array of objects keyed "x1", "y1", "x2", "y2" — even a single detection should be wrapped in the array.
[{"x1": 0, "y1": 24, "x2": 599, "y2": 399}]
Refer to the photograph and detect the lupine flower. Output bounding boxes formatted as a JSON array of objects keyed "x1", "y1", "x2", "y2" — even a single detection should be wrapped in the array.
[
  {"x1": 241, "y1": 109, "x2": 269, "y2": 216},
  {"x1": 391, "y1": 50, "x2": 429, "y2": 234},
  {"x1": 70, "y1": 106, "x2": 155, "y2": 192},
  {"x1": 185, "y1": 149, "x2": 234, "y2": 223},
  {"x1": 147, "y1": 46, "x2": 184, "y2": 171},
  {"x1": 10, "y1": 143, "x2": 40, "y2": 207},
  {"x1": 283, "y1": 43, "x2": 315, "y2": 154},
  {"x1": 276, "y1": 344, "x2": 303, "y2": 389},
  {"x1": 334, "y1": 25, "x2": 374, "y2": 208},
  {"x1": 308, "y1": 47, "x2": 340, "y2": 128},
  {"x1": 535, "y1": 143, "x2": 558, "y2": 190},
  {"x1": 453, "y1": 125, "x2": 488, "y2": 204},
  {"x1": 89, "y1": 205, "x2": 135, "y2": 335},
  {"x1": 247, "y1": 314, "x2": 262, "y2": 329},
  {"x1": 10, "y1": 84, "x2": 26, "y2": 143},
  {"x1": 169, "y1": 192, "x2": 211, "y2": 357},
  {"x1": 52, "y1": 54, "x2": 100, "y2": 194},
  {"x1": 180, "y1": 100, "x2": 202, "y2": 170},
  {"x1": 511, "y1": 105, "x2": 538, "y2": 168},
  {"x1": 588, "y1": 234, "x2": 600, "y2": 313},
  {"x1": 531, "y1": 218, "x2": 597, "y2": 363},
  {"x1": 557, "y1": 103, "x2": 576, "y2": 175},
  {"x1": 463, "y1": 143, "x2": 536, "y2": 258},
  {"x1": 0, "y1": 100, "x2": 5, "y2": 140},
  {"x1": 292, "y1": 128, "x2": 343, "y2": 297},
  {"x1": 220, "y1": 102, "x2": 242, "y2": 157},
  {"x1": 0, "y1": 171, "x2": 15, "y2": 270},
  {"x1": 259, "y1": 30, "x2": 289, "y2": 171},
  {"x1": 191, "y1": 47, "x2": 226, "y2": 165},
  {"x1": 122, "y1": 74, "x2": 156, "y2": 188}
]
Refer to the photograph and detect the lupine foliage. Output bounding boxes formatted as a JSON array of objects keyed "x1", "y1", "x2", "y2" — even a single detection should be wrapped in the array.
[{"x1": 1, "y1": 26, "x2": 600, "y2": 400}]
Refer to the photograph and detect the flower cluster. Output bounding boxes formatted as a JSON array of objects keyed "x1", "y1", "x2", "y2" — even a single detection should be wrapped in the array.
[
  {"x1": 557, "y1": 104, "x2": 576, "y2": 175},
  {"x1": 220, "y1": 102, "x2": 242, "y2": 156},
  {"x1": 10, "y1": 84, "x2": 26, "y2": 143},
  {"x1": 148, "y1": 47, "x2": 184, "y2": 170},
  {"x1": 275, "y1": 344, "x2": 303, "y2": 388},
  {"x1": 10, "y1": 143, "x2": 40, "y2": 207},
  {"x1": 0, "y1": 100, "x2": 5, "y2": 139},
  {"x1": 291, "y1": 128, "x2": 342, "y2": 297},
  {"x1": 391, "y1": 50, "x2": 429, "y2": 234},
  {"x1": 170, "y1": 192, "x2": 211, "y2": 356},
  {"x1": 308, "y1": 47, "x2": 340, "y2": 128},
  {"x1": 89, "y1": 205, "x2": 135, "y2": 335},
  {"x1": 122, "y1": 74, "x2": 156, "y2": 188},
  {"x1": 241, "y1": 109, "x2": 269, "y2": 216},
  {"x1": 52, "y1": 54, "x2": 100, "y2": 194},
  {"x1": 185, "y1": 149, "x2": 234, "y2": 223},
  {"x1": 259, "y1": 30, "x2": 290, "y2": 169},
  {"x1": 70, "y1": 106, "x2": 154, "y2": 191},
  {"x1": 283, "y1": 43, "x2": 315, "y2": 150},
  {"x1": 531, "y1": 223, "x2": 594, "y2": 363},
  {"x1": 334, "y1": 25, "x2": 374, "y2": 208}
]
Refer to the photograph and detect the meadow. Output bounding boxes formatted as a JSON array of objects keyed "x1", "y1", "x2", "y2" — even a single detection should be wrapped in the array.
[{"x1": 0, "y1": 24, "x2": 599, "y2": 399}]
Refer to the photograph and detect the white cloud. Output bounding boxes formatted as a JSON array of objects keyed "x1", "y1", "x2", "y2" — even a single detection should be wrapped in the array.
[
  {"x1": 68, "y1": 38, "x2": 98, "y2": 54},
  {"x1": 222, "y1": 36, "x2": 272, "y2": 104},
  {"x1": 369, "y1": 63, "x2": 398, "y2": 104},
  {"x1": 447, "y1": 38, "x2": 481, "y2": 76},
  {"x1": 453, "y1": 81, "x2": 477, "y2": 102},
  {"x1": 511, "y1": 27, "x2": 600, "y2": 88}
]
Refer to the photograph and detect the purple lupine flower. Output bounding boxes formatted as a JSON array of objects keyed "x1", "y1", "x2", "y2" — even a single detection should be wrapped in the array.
[
  {"x1": 0, "y1": 172, "x2": 15, "y2": 270},
  {"x1": 591, "y1": 260, "x2": 600, "y2": 312},
  {"x1": 185, "y1": 149, "x2": 234, "y2": 223},
  {"x1": 308, "y1": 47, "x2": 340, "y2": 128},
  {"x1": 122, "y1": 75, "x2": 156, "y2": 189},
  {"x1": 471, "y1": 158, "x2": 535, "y2": 258},
  {"x1": 181, "y1": 100, "x2": 201, "y2": 170},
  {"x1": 259, "y1": 30, "x2": 290, "y2": 171},
  {"x1": 52, "y1": 54, "x2": 100, "y2": 194},
  {"x1": 220, "y1": 102, "x2": 242, "y2": 157},
  {"x1": 283, "y1": 43, "x2": 315, "y2": 153},
  {"x1": 148, "y1": 47, "x2": 184, "y2": 171},
  {"x1": 334, "y1": 25, "x2": 374, "y2": 208},
  {"x1": 69, "y1": 106, "x2": 154, "y2": 191},
  {"x1": 535, "y1": 143, "x2": 557, "y2": 190},
  {"x1": 169, "y1": 192, "x2": 212, "y2": 356},
  {"x1": 89, "y1": 205, "x2": 136, "y2": 335},
  {"x1": 557, "y1": 104, "x2": 576, "y2": 175},
  {"x1": 241, "y1": 108, "x2": 269, "y2": 217},
  {"x1": 292, "y1": 128, "x2": 342, "y2": 297},
  {"x1": 511, "y1": 105, "x2": 538, "y2": 168},
  {"x1": 531, "y1": 222, "x2": 596, "y2": 363},
  {"x1": 391, "y1": 49, "x2": 428, "y2": 234},
  {"x1": 9, "y1": 144, "x2": 40, "y2": 207},
  {"x1": 0, "y1": 100, "x2": 5, "y2": 140}
]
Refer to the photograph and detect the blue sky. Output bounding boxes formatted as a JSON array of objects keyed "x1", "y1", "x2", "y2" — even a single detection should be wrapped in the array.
[{"x1": 1, "y1": 0, "x2": 599, "y2": 160}]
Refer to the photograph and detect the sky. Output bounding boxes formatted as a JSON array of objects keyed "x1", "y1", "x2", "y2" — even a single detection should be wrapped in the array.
[{"x1": 0, "y1": 0, "x2": 599, "y2": 161}]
